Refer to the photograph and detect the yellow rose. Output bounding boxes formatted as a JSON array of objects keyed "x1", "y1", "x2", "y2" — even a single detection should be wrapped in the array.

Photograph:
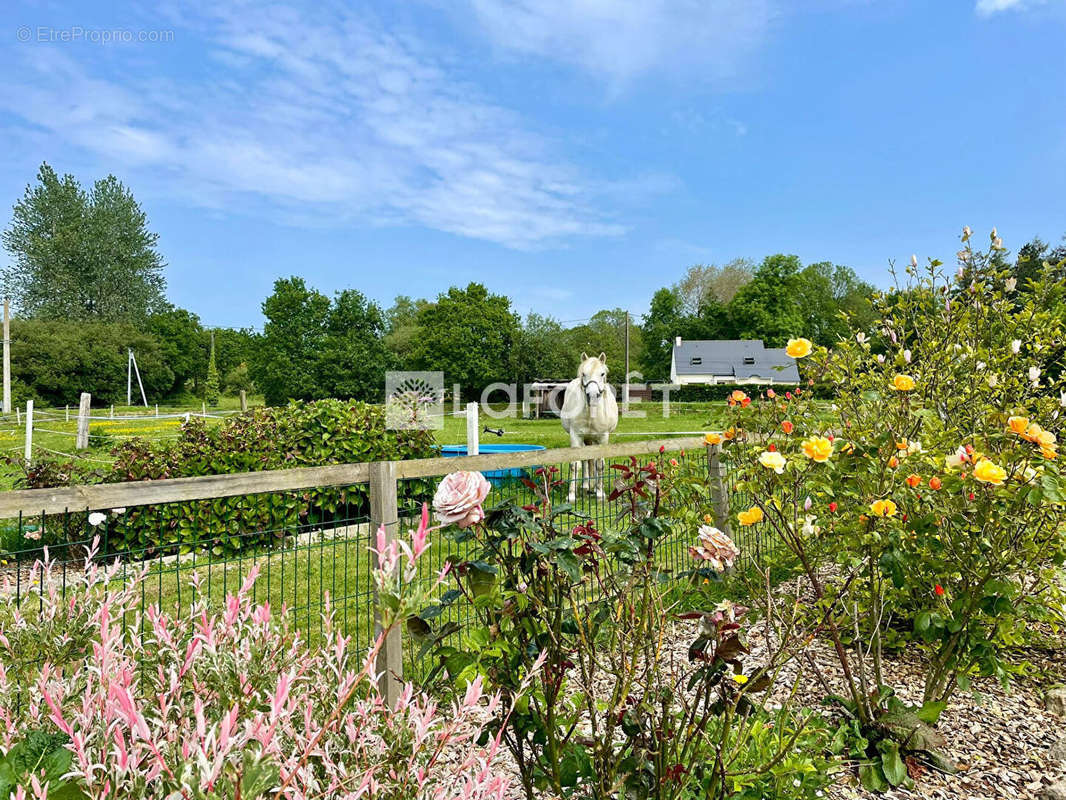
[
  {"x1": 786, "y1": 338, "x2": 813, "y2": 358},
  {"x1": 1041, "y1": 446, "x2": 1058, "y2": 460},
  {"x1": 801, "y1": 436, "x2": 833, "y2": 462},
  {"x1": 973, "y1": 458, "x2": 1007, "y2": 485},
  {"x1": 1036, "y1": 428, "x2": 1057, "y2": 448},
  {"x1": 892, "y1": 374, "x2": 916, "y2": 391},
  {"x1": 758, "y1": 450, "x2": 787, "y2": 474},
  {"x1": 704, "y1": 432, "x2": 723, "y2": 446},
  {"x1": 869, "y1": 499, "x2": 898, "y2": 517},
  {"x1": 1007, "y1": 416, "x2": 1030, "y2": 436},
  {"x1": 1022, "y1": 423, "x2": 1043, "y2": 443},
  {"x1": 737, "y1": 506, "x2": 764, "y2": 526}
]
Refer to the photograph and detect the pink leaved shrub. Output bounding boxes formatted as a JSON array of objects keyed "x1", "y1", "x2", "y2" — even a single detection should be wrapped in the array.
[{"x1": 0, "y1": 508, "x2": 516, "y2": 800}]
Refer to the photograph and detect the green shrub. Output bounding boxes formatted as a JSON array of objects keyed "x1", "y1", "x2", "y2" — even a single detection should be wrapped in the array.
[{"x1": 98, "y1": 399, "x2": 437, "y2": 557}]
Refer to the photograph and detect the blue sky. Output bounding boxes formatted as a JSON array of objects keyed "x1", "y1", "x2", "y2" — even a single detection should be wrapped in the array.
[{"x1": 2, "y1": 0, "x2": 1064, "y2": 329}]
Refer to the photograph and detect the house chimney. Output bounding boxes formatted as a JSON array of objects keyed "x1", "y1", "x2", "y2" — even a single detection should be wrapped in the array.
[{"x1": 675, "y1": 336, "x2": 682, "y2": 347}]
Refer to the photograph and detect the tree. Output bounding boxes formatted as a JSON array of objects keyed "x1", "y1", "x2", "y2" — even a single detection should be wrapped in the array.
[
  {"x1": 9, "y1": 319, "x2": 173, "y2": 406},
  {"x1": 313, "y1": 289, "x2": 394, "y2": 402},
  {"x1": 564, "y1": 309, "x2": 642, "y2": 380},
  {"x1": 726, "y1": 254, "x2": 804, "y2": 346},
  {"x1": 384, "y1": 295, "x2": 429, "y2": 368},
  {"x1": 204, "y1": 332, "x2": 220, "y2": 406},
  {"x1": 251, "y1": 278, "x2": 393, "y2": 405},
  {"x1": 640, "y1": 288, "x2": 685, "y2": 381},
  {"x1": 147, "y1": 307, "x2": 206, "y2": 398},
  {"x1": 794, "y1": 262, "x2": 876, "y2": 345},
  {"x1": 1014, "y1": 235, "x2": 1066, "y2": 290},
  {"x1": 514, "y1": 313, "x2": 574, "y2": 385},
  {"x1": 673, "y1": 258, "x2": 754, "y2": 315},
  {"x1": 2, "y1": 163, "x2": 166, "y2": 322},
  {"x1": 252, "y1": 277, "x2": 331, "y2": 405},
  {"x1": 412, "y1": 283, "x2": 519, "y2": 395}
]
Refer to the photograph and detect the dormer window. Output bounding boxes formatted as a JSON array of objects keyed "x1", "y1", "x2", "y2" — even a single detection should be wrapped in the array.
[
  {"x1": 690, "y1": 357, "x2": 702, "y2": 365},
  {"x1": 743, "y1": 357, "x2": 756, "y2": 365}
]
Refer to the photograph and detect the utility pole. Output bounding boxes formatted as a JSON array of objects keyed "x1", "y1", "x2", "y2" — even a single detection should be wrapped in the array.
[
  {"x1": 3, "y1": 298, "x2": 10, "y2": 415},
  {"x1": 623, "y1": 310, "x2": 630, "y2": 412}
]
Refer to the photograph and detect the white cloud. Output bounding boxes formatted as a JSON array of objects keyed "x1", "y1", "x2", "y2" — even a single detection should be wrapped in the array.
[
  {"x1": 975, "y1": 0, "x2": 1046, "y2": 14},
  {"x1": 0, "y1": 2, "x2": 629, "y2": 249},
  {"x1": 462, "y1": 0, "x2": 776, "y2": 85}
]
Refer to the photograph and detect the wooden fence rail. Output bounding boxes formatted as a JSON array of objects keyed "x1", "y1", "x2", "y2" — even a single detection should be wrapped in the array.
[{"x1": 0, "y1": 435, "x2": 723, "y2": 702}]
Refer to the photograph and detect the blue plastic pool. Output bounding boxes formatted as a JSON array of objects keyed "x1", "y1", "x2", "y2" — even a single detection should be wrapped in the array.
[{"x1": 439, "y1": 443, "x2": 546, "y2": 484}]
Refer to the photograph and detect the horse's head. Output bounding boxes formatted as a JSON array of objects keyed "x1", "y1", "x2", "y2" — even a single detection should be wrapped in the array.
[{"x1": 577, "y1": 352, "x2": 608, "y2": 406}]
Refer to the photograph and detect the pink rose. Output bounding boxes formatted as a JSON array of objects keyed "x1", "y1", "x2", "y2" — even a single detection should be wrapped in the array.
[{"x1": 433, "y1": 471, "x2": 491, "y2": 528}]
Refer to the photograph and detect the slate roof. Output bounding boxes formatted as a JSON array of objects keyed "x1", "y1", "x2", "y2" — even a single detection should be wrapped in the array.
[{"x1": 673, "y1": 339, "x2": 801, "y2": 383}]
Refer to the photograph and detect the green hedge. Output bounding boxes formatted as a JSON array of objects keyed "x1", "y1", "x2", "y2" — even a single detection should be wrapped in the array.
[
  {"x1": 648, "y1": 386, "x2": 814, "y2": 403},
  {"x1": 100, "y1": 399, "x2": 437, "y2": 557}
]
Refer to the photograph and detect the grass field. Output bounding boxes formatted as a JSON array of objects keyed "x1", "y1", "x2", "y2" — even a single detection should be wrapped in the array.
[{"x1": 0, "y1": 397, "x2": 729, "y2": 490}]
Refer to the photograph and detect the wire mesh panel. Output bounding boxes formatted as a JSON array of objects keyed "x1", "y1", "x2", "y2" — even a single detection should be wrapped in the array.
[{"x1": 0, "y1": 486, "x2": 379, "y2": 667}]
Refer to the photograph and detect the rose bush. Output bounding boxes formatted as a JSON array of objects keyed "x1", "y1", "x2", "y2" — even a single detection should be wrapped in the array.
[
  {"x1": 418, "y1": 465, "x2": 833, "y2": 800},
  {"x1": 708, "y1": 229, "x2": 1066, "y2": 791}
]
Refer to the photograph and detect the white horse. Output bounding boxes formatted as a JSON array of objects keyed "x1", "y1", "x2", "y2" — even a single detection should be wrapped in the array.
[{"x1": 561, "y1": 352, "x2": 619, "y2": 502}]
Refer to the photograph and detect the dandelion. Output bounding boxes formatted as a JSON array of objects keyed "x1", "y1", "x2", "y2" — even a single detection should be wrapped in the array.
[{"x1": 732, "y1": 674, "x2": 749, "y2": 685}]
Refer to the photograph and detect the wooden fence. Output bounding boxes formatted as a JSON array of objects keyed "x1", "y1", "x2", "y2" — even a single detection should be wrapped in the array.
[{"x1": 0, "y1": 436, "x2": 730, "y2": 702}]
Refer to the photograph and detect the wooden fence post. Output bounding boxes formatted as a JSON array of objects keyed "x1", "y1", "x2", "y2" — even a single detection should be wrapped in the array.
[
  {"x1": 76, "y1": 392, "x2": 91, "y2": 450},
  {"x1": 239, "y1": 390, "x2": 248, "y2": 412},
  {"x1": 706, "y1": 443, "x2": 732, "y2": 537},
  {"x1": 23, "y1": 400, "x2": 33, "y2": 462},
  {"x1": 466, "y1": 402, "x2": 479, "y2": 455},
  {"x1": 369, "y1": 460, "x2": 402, "y2": 705}
]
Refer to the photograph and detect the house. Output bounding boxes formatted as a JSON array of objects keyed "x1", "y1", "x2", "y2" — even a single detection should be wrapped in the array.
[{"x1": 669, "y1": 338, "x2": 801, "y2": 386}]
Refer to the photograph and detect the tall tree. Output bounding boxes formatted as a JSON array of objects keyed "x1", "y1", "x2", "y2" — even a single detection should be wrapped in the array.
[
  {"x1": 412, "y1": 283, "x2": 519, "y2": 394},
  {"x1": 514, "y1": 313, "x2": 574, "y2": 385},
  {"x1": 673, "y1": 258, "x2": 754, "y2": 315},
  {"x1": 794, "y1": 262, "x2": 876, "y2": 345},
  {"x1": 2, "y1": 163, "x2": 166, "y2": 321},
  {"x1": 252, "y1": 277, "x2": 331, "y2": 405},
  {"x1": 314, "y1": 289, "x2": 395, "y2": 401},
  {"x1": 726, "y1": 254, "x2": 804, "y2": 346}
]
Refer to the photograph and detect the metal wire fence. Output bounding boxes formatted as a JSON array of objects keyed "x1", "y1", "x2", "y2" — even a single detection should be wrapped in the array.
[{"x1": 0, "y1": 437, "x2": 785, "y2": 694}]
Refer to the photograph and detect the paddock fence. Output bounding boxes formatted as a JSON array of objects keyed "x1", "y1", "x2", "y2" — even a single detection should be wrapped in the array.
[{"x1": 0, "y1": 436, "x2": 776, "y2": 702}]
